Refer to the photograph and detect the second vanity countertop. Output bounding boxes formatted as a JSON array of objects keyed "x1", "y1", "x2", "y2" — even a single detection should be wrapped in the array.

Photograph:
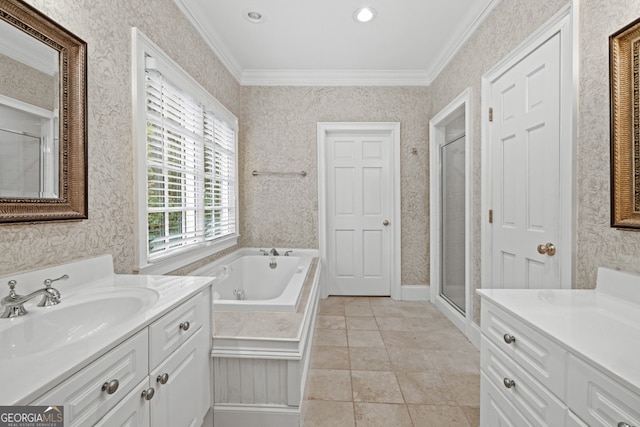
[
  {"x1": 477, "y1": 274, "x2": 640, "y2": 396},
  {"x1": 0, "y1": 255, "x2": 215, "y2": 405}
]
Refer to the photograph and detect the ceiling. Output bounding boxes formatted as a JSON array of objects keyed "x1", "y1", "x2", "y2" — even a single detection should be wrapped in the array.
[{"x1": 173, "y1": 0, "x2": 500, "y2": 86}]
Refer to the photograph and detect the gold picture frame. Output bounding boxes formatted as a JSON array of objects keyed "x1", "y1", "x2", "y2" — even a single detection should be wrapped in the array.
[
  {"x1": 610, "y1": 17, "x2": 640, "y2": 229},
  {"x1": 0, "y1": 0, "x2": 87, "y2": 223}
]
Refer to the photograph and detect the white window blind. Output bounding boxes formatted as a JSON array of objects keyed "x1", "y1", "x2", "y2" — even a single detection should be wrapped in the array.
[{"x1": 144, "y1": 65, "x2": 236, "y2": 261}]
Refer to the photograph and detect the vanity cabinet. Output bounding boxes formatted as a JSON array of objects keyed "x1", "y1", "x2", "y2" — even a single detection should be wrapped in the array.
[
  {"x1": 32, "y1": 290, "x2": 211, "y2": 427},
  {"x1": 480, "y1": 297, "x2": 639, "y2": 427}
]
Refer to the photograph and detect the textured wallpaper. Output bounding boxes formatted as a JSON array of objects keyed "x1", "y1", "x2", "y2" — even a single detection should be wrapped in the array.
[
  {"x1": 0, "y1": 55, "x2": 56, "y2": 110},
  {"x1": 239, "y1": 86, "x2": 430, "y2": 286},
  {"x1": 0, "y1": 0, "x2": 241, "y2": 276}
]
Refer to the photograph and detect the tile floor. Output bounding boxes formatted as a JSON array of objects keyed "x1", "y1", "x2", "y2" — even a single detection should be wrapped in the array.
[{"x1": 301, "y1": 297, "x2": 480, "y2": 427}]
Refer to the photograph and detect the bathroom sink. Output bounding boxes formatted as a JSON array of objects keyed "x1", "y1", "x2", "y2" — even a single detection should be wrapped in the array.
[{"x1": 0, "y1": 287, "x2": 159, "y2": 359}]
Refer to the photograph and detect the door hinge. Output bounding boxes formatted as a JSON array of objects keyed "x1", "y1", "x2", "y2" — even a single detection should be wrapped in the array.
[
  {"x1": 488, "y1": 107, "x2": 493, "y2": 122},
  {"x1": 489, "y1": 209, "x2": 493, "y2": 224}
]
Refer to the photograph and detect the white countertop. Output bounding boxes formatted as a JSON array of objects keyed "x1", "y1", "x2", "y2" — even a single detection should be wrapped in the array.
[
  {"x1": 477, "y1": 282, "x2": 640, "y2": 396},
  {"x1": 0, "y1": 255, "x2": 214, "y2": 405}
]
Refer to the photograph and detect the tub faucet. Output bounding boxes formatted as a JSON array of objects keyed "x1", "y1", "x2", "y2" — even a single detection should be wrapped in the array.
[
  {"x1": 270, "y1": 248, "x2": 279, "y2": 256},
  {"x1": 1, "y1": 274, "x2": 67, "y2": 319},
  {"x1": 259, "y1": 249, "x2": 269, "y2": 256},
  {"x1": 284, "y1": 250, "x2": 293, "y2": 256}
]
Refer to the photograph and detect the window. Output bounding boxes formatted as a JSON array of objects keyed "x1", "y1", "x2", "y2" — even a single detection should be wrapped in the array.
[{"x1": 133, "y1": 29, "x2": 238, "y2": 274}]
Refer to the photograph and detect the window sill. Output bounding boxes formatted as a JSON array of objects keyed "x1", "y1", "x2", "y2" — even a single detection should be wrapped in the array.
[{"x1": 137, "y1": 235, "x2": 238, "y2": 275}]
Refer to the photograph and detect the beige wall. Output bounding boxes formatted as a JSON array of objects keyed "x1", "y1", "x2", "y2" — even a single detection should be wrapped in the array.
[
  {"x1": 239, "y1": 86, "x2": 430, "y2": 286},
  {"x1": 0, "y1": 0, "x2": 241, "y2": 276},
  {"x1": 0, "y1": 54, "x2": 56, "y2": 110}
]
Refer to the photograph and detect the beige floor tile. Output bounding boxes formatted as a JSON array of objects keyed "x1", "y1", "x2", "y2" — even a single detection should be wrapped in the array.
[
  {"x1": 302, "y1": 400, "x2": 355, "y2": 427},
  {"x1": 314, "y1": 328, "x2": 348, "y2": 346},
  {"x1": 395, "y1": 371, "x2": 455, "y2": 405},
  {"x1": 462, "y1": 406, "x2": 480, "y2": 427},
  {"x1": 351, "y1": 370, "x2": 404, "y2": 403},
  {"x1": 318, "y1": 302, "x2": 345, "y2": 316},
  {"x1": 316, "y1": 315, "x2": 346, "y2": 329},
  {"x1": 311, "y1": 346, "x2": 350, "y2": 370},
  {"x1": 344, "y1": 303, "x2": 374, "y2": 317},
  {"x1": 428, "y1": 350, "x2": 481, "y2": 375},
  {"x1": 407, "y1": 404, "x2": 472, "y2": 427},
  {"x1": 397, "y1": 304, "x2": 435, "y2": 318},
  {"x1": 306, "y1": 369, "x2": 352, "y2": 401},
  {"x1": 354, "y1": 403, "x2": 413, "y2": 427},
  {"x1": 345, "y1": 316, "x2": 378, "y2": 330},
  {"x1": 444, "y1": 374, "x2": 481, "y2": 406},
  {"x1": 349, "y1": 347, "x2": 392, "y2": 371},
  {"x1": 371, "y1": 304, "x2": 407, "y2": 318},
  {"x1": 380, "y1": 330, "x2": 431, "y2": 348},
  {"x1": 347, "y1": 329, "x2": 385, "y2": 347},
  {"x1": 386, "y1": 346, "x2": 437, "y2": 371}
]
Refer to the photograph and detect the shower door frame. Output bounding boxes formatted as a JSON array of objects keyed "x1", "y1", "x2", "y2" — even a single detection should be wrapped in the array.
[{"x1": 429, "y1": 88, "x2": 475, "y2": 342}]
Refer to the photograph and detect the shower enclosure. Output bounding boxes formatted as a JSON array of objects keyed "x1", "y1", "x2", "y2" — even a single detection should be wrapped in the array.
[{"x1": 440, "y1": 134, "x2": 466, "y2": 314}]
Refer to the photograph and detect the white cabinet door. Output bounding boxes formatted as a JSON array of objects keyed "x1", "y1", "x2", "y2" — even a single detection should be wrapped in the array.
[
  {"x1": 94, "y1": 378, "x2": 150, "y2": 427},
  {"x1": 150, "y1": 328, "x2": 206, "y2": 427},
  {"x1": 481, "y1": 373, "x2": 532, "y2": 427}
]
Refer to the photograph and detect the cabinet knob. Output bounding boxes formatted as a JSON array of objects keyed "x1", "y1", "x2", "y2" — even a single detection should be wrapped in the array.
[
  {"x1": 157, "y1": 373, "x2": 170, "y2": 385},
  {"x1": 503, "y1": 334, "x2": 516, "y2": 344},
  {"x1": 101, "y1": 379, "x2": 119, "y2": 395},
  {"x1": 141, "y1": 387, "x2": 155, "y2": 401},
  {"x1": 503, "y1": 377, "x2": 516, "y2": 389},
  {"x1": 617, "y1": 423, "x2": 635, "y2": 427},
  {"x1": 179, "y1": 321, "x2": 190, "y2": 331}
]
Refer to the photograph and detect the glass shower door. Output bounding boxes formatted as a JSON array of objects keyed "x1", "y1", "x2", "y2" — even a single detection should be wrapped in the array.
[{"x1": 440, "y1": 135, "x2": 465, "y2": 314}]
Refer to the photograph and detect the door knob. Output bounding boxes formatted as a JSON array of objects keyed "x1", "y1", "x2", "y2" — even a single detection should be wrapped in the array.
[
  {"x1": 537, "y1": 243, "x2": 556, "y2": 256},
  {"x1": 383, "y1": 220, "x2": 390, "y2": 226}
]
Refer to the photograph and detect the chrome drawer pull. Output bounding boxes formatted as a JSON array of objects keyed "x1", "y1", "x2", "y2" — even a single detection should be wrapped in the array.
[
  {"x1": 101, "y1": 379, "x2": 119, "y2": 395},
  {"x1": 617, "y1": 423, "x2": 635, "y2": 427},
  {"x1": 179, "y1": 321, "x2": 190, "y2": 331},
  {"x1": 503, "y1": 377, "x2": 516, "y2": 389},
  {"x1": 141, "y1": 387, "x2": 155, "y2": 400},
  {"x1": 157, "y1": 372, "x2": 169, "y2": 384},
  {"x1": 503, "y1": 334, "x2": 516, "y2": 344}
]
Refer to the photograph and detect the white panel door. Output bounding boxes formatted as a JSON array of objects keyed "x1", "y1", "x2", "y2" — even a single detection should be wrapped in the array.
[
  {"x1": 490, "y1": 32, "x2": 561, "y2": 289},
  {"x1": 325, "y1": 131, "x2": 391, "y2": 295}
]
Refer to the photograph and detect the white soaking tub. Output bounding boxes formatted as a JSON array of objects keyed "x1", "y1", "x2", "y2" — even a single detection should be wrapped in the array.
[{"x1": 192, "y1": 249, "x2": 314, "y2": 312}]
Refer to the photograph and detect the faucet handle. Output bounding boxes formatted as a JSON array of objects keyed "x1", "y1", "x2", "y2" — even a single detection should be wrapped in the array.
[
  {"x1": 44, "y1": 274, "x2": 69, "y2": 288},
  {"x1": 7, "y1": 280, "x2": 19, "y2": 298}
]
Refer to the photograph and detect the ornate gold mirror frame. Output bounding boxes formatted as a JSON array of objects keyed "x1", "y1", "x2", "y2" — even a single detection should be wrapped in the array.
[
  {"x1": 610, "y1": 17, "x2": 640, "y2": 229},
  {"x1": 0, "y1": 0, "x2": 87, "y2": 223}
]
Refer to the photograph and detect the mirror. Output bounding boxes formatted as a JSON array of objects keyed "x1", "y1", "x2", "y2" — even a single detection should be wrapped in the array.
[{"x1": 0, "y1": 0, "x2": 87, "y2": 223}]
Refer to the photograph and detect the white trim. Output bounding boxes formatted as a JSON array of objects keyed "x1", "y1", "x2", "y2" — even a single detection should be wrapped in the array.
[
  {"x1": 480, "y1": 3, "x2": 576, "y2": 291},
  {"x1": 425, "y1": 0, "x2": 501, "y2": 83},
  {"x1": 131, "y1": 28, "x2": 239, "y2": 275},
  {"x1": 241, "y1": 69, "x2": 430, "y2": 87},
  {"x1": 401, "y1": 285, "x2": 430, "y2": 302},
  {"x1": 429, "y1": 88, "x2": 474, "y2": 339},
  {"x1": 317, "y1": 122, "x2": 402, "y2": 300},
  {"x1": 0, "y1": 95, "x2": 55, "y2": 119}
]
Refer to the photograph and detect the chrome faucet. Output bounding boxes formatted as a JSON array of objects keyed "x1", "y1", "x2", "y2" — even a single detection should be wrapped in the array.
[
  {"x1": 1, "y1": 274, "x2": 67, "y2": 319},
  {"x1": 269, "y1": 248, "x2": 279, "y2": 256},
  {"x1": 284, "y1": 250, "x2": 293, "y2": 256}
]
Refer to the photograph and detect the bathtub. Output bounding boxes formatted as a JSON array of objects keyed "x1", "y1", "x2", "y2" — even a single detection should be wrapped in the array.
[{"x1": 192, "y1": 249, "x2": 316, "y2": 312}]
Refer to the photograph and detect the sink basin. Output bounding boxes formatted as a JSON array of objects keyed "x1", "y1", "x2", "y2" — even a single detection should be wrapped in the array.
[{"x1": 0, "y1": 287, "x2": 159, "y2": 359}]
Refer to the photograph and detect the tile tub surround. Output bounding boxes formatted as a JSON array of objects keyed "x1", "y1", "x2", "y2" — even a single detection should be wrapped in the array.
[{"x1": 302, "y1": 297, "x2": 480, "y2": 427}]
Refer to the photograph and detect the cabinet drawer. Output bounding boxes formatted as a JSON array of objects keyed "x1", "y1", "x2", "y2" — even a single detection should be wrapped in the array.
[
  {"x1": 481, "y1": 336, "x2": 565, "y2": 426},
  {"x1": 482, "y1": 300, "x2": 567, "y2": 398},
  {"x1": 32, "y1": 329, "x2": 148, "y2": 427},
  {"x1": 94, "y1": 377, "x2": 150, "y2": 427},
  {"x1": 481, "y1": 372, "x2": 532, "y2": 427},
  {"x1": 149, "y1": 292, "x2": 205, "y2": 370},
  {"x1": 567, "y1": 354, "x2": 640, "y2": 427}
]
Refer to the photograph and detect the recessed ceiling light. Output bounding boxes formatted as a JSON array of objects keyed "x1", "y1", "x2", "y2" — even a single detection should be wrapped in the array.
[
  {"x1": 243, "y1": 10, "x2": 265, "y2": 24},
  {"x1": 354, "y1": 7, "x2": 376, "y2": 23}
]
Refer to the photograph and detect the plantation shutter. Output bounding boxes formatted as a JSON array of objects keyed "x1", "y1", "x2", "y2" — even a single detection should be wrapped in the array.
[{"x1": 145, "y1": 63, "x2": 236, "y2": 260}]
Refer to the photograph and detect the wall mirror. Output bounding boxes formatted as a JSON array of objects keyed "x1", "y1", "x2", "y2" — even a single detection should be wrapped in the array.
[
  {"x1": 610, "y1": 18, "x2": 640, "y2": 229},
  {"x1": 0, "y1": 0, "x2": 87, "y2": 223}
]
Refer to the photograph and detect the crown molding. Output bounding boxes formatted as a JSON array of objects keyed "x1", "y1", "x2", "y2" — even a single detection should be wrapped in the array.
[
  {"x1": 173, "y1": 0, "x2": 243, "y2": 82},
  {"x1": 240, "y1": 69, "x2": 430, "y2": 86},
  {"x1": 425, "y1": 0, "x2": 502, "y2": 83}
]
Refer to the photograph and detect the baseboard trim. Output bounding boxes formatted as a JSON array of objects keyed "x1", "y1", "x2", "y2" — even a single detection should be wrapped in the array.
[{"x1": 401, "y1": 285, "x2": 430, "y2": 301}]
